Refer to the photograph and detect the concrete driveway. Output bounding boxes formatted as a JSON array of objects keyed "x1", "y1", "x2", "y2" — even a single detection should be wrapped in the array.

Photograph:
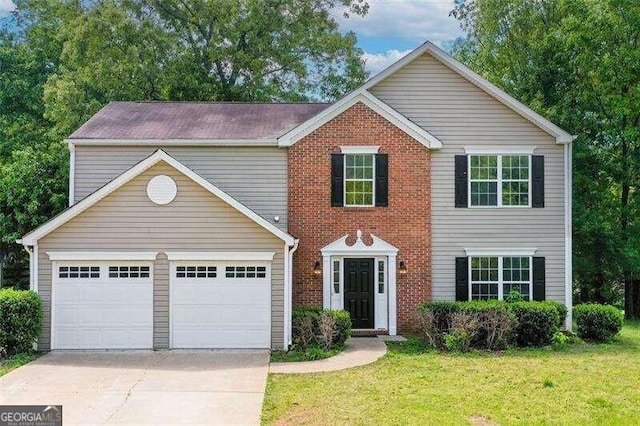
[{"x1": 0, "y1": 350, "x2": 269, "y2": 425}]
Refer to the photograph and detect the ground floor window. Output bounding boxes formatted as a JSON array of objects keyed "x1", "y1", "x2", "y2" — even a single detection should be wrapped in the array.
[{"x1": 470, "y1": 256, "x2": 531, "y2": 301}]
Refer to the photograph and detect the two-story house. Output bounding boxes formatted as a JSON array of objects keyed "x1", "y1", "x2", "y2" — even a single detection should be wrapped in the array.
[{"x1": 18, "y1": 42, "x2": 573, "y2": 351}]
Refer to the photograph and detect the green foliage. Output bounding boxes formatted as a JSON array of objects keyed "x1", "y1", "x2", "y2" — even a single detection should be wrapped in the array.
[
  {"x1": 551, "y1": 331, "x2": 570, "y2": 349},
  {"x1": 451, "y1": 0, "x2": 640, "y2": 316},
  {"x1": 543, "y1": 301, "x2": 568, "y2": 328},
  {"x1": 322, "y1": 309, "x2": 352, "y2": 347},
  {"x1": 291, "y1": 307, "x2": 351, "y2": 351},
  {"x1": 270, "y1": 343, "x2": 342, "y2": 363},
  {"x1": 418, "y1": 300, "x2": 563, "y2": 349},
  {"x1": 0, "y1": 289, "x2": 42, "y2": 356},
  {"x1": 0, "y1": 0, "x2": 369, "y2": 287},
  {"x1": 0, "y1": 352, "x2": 36, "y2": 376},
  {"x1": 504, "y1": 289, "x2": 524, "y2": 303},
  {"x1": 574, "y1": 304, "x2": 624, "y2": 342},
  {"x1": 443, "y1": 330, "x2": 471, "y2": 353},
  {"x1": 509, "y1": 301, "x2": 559, "y2": 347}
]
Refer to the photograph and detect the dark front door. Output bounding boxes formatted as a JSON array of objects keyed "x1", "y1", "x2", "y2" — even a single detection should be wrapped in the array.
[{"x1": 344, "y1": 258, "x2": 374, "y2": 329}]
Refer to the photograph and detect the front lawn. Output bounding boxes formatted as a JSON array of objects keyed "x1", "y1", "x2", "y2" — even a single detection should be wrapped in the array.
[
  {"x1": 0, "y1": 353, "x2": 36, "y2": 377},
  {"x1": 263, "y1": 321, "x2": 640, "y2": 424}
]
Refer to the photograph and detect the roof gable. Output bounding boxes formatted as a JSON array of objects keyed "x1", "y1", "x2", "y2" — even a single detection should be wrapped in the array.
[
  {"x1": 20, "y1": 150, "x2": 295, "y2": 246},
  {"x1": 278, "y1": 90, "x2": 442, "y2": 149},
  {"x1": 364, "y1": 42, "x2": 573, "y2": 144}
]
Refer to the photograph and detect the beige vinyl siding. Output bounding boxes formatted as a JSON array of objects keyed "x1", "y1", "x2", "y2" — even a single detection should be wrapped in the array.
[
  {"x1": 371, "y1": 52, "x2": 566, "y2": 303},
  {"x1": 38, "y1": 161, "x2": 285, "y2": 350},
  {"x1": 74, "y1": 146, "x2": 288, "y2": 230}
]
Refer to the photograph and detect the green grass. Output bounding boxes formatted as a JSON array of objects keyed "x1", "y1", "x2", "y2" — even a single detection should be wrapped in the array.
[
  {"x1": 271, "y1": 344, "x2": 343, "y2": 362},
  {"x1": 263, "y1": 321, "x2": 640, "y2": 425},
  {"x1": 0, "y1": 352, "x2": 36, "y2": 376}
]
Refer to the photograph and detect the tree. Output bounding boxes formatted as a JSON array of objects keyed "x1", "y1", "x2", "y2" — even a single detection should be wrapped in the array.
[
  {"x1": 451, "y1": 0, "x2": 640, "y2": 316},
  {"x1": 0, "y1": 0, "x2": 370, "y2": 287}
]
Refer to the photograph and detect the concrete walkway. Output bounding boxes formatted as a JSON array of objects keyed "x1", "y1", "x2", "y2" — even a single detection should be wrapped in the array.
[
  {"x1": 0, "y1": 350, "x2": 269, "y2": 425},
  {"x1": 270, "y1": 337, "x2": 387, "y2": 374}
]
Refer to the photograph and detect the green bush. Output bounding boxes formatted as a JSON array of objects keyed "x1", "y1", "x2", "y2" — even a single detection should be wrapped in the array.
[
  {"x1": 0, "y1": 289, "x2": 42, "y2": 356},
  {"x1": 291, "y1": 307, "x2": 351, "y2": 351},
  {"x1": 323, "y1": 309, "x2": 351, "y2": 347},
  {"x1": 509, "y1": 301, "x2": 559, "y2": 347},
  {"x1": 543, "y1": 301, "x2": 568, "y2": 328},
  {"x1": 418, "y1": 300, "x2": 514, "y2": 350},
  {"x1": 444, "y1": 330, "x2": 471, "y2": 352},
  {"x1": 574, "y1": 304, "x2": 624, "y2": 342}
]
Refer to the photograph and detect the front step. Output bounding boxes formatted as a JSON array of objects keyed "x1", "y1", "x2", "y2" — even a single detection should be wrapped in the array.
[{"x1": 352, "y1": 329, "x2": 388, "y2": 337}]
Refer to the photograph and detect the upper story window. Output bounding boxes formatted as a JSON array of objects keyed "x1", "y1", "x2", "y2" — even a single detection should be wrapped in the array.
[
  {"x1": 345, "y1": 154, "x2": 375, "y2": 206},
  {"x1": 331, "y1": 147, "x2": 388, "y2": 208},
  {"x1": 455, "y1": 152, "x2": 544, "y2": 209},
  {"x1": 469, "y1": 155, "x2": 530, "y2": 207}
]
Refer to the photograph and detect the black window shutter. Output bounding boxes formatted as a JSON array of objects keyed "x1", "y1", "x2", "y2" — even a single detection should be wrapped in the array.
[
  {"x1": 455, "y1": 257, "x2": 469, "y2": 301},
  {"x1": 532, "y1": 155, "x2": 544, "y2": 208},
  {"x1": 375, "y1": 154, "x2": 388, "y2": 207},
  {"x1": 455, "y1": 155, "x2": 468, "y2": 208},
  {"x1": 532, "y1": 257, "x2": 546, "y2": 301},
  {"x1": 331, "y1": 154, "x2": 344, "y2": 207}
]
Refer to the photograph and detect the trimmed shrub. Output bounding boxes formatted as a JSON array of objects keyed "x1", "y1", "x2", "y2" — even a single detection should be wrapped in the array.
[
  {"x1": 418, "y1": 301, "x2": 514, "y2": 350},
  {"x1": 292, "y1": 307, "x2": 351, "y2": 350},
  {"x1": 0, "y1": 289, "x2": 42, "y2": 356},
  {"x1": 509, "y1": 301, "x2": 559, "y2": 347},
  {"x1": 292, "y1": 306, "x2": 321, "y2": 350},
  {"x1": 543, "y1": 301, "x2": 568, "y2": 328},
  {"x1": 574, "y1": 304, "x2": 624, "y2": 342}
]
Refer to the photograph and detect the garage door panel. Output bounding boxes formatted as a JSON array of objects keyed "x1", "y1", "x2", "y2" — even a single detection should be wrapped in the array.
[
  {"x1": 53, "y1": 262, "x2": 153, "y2": 350},
  {"x1": 171, "y1": 262, "x2": 271, "y2": 349}
]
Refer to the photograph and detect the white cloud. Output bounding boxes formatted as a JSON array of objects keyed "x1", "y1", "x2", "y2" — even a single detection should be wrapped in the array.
[
  {"x1": 362, "y1": 49, "x2": 411, "y2": 75},
  {"x1": 0, "y1": 0, "x2": 15, "y2": 18},
  {"x1": 338, "y1": 0, "x2": 462, "y2": 44}
]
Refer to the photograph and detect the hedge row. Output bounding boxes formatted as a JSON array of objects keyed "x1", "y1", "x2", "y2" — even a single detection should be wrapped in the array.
[
  {"x1": 0, "y1": 289, "x2": 42, "y2": 357},
  {"x1": 417, "y1": 300, "x2": 567, "y2": 351}
]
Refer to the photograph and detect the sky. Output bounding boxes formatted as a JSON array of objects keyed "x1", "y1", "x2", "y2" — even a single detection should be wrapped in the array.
[{"x1": 0, "y1": 0, "x2": 464, "y2": 76}]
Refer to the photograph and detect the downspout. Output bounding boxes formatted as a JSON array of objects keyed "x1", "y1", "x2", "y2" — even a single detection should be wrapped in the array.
[
  {"x1": 285, "y1": 239, "x2": 299, "y2": 348},
  {"x1": 68, "y1": 142, "x2": 75, "y2": 206},
  {"x1": 23, "y1": 245, "x2": 34, "y2": 291}
]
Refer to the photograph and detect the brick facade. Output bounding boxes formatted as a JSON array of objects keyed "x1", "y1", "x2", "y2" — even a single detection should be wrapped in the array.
[{"x1": 288, "y1": 102, "x2": 431, "y2": 330}]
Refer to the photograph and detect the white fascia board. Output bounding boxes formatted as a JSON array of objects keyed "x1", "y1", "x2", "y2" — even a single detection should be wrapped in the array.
[
  {"x1": 464, "y1": 248, "x2": 538, "y2": 257},
  {"x1": 278, "y1": 90, "x2": 442, "y2": 149},
  {"x1": 363, "y1": 41, "x2": 573, "y2": 144},
  {"x1": 165, "y1": 251, "x2": 276, "y2": 261},
  {"x1": 21, "y1": 150, "x2": 296, "y2": 246},
  {"x1": 67, "y1": 138, "x2": 278, "y2": 147},
  {"x1": 464, "y1": 146, "x2": 537, "y2": 154},
  {"x1": 47, "y1": 251, "x2": 158, "y2": 261},
  {"x1": 340, "y1": 146, "x2": 380, "y2": 154}
]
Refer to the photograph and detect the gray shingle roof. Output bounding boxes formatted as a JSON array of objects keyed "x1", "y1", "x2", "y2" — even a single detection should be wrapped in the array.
[{"x1": 69, "y1": 101, "x2": 330, "y2": 140}]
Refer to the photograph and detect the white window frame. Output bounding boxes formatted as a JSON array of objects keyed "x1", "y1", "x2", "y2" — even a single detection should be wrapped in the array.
[
  {"x1": 468, "y1": 154, "x2": 532, "y2": 208},
  {"x1": 343, "y1": 153, "x2": 376, "y2": 207},
  {"x1": 468, "y1": 255, "x2": 533, "y2": 301}
]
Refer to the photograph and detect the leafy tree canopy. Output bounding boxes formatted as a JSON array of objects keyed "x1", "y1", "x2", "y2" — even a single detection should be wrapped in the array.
[
  {"x1": 452, "y1": 0, "x2": 640, "y2": 315},
  {"x1": 0, "y1": 0, "x2": 370, "y2": 287}
]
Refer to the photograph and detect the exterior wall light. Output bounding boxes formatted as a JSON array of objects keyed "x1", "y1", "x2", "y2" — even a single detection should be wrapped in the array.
[
  {"x1": 398, "y1": 261, "x2": 407, "y2": 275},
  {"x1": 313, "y1": 261, "x2": 322, "y2": 276}
]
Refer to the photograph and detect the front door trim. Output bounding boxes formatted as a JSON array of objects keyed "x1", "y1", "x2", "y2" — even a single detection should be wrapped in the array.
[{"x1": 320, "y1": 230, "x2": 398, "y2": 335}]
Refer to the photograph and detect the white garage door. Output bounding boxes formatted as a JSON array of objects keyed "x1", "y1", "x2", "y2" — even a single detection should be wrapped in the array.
[
  {"x1": 52, "y1": 262, "x2": 154, "y2": 349},
  {"x1": 170, "y1": 261, "x2": 271, "y2": 348}
]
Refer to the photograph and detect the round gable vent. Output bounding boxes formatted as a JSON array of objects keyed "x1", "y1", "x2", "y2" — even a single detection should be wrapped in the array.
[{"x1": 147, "y1": 175, "x2": 177, "y2": 205}]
